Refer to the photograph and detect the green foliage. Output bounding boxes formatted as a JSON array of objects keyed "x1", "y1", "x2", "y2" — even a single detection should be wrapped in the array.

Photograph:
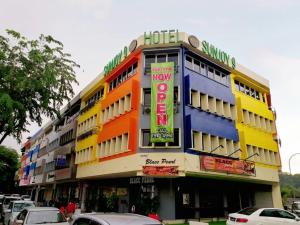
[
  {"x1": 0, "y1": 145, "x2": 19, "y2": 192},
  {"x1": 0, "y1": 29, "x2": 79, "y2": 143},
  {"x1": 280, "y1": 173, "x2": 300, "y2": 204}
]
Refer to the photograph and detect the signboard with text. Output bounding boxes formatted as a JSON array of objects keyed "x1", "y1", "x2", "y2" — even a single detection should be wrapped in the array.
[
  {"x1": 150, "y1": 62, "x2": 174, "y2": 142},
  {"x1": 200, "y1": 156, "x2": 255, "y2": 176},
  {"x1": 143, "y1": 166, "x2": 179, "y2": 176}
]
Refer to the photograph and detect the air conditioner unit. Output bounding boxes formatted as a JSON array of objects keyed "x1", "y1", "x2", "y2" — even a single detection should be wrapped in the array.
[{"x1": 144, "y1": 106, "x2": 151, "y2": 114}]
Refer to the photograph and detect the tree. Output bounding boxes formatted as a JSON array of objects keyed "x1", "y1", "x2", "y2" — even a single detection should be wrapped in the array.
[
  {"x1": 0, "y1": 145, "x2": 19, "y2": 193},
  {"x1": 0, "y1": 29, "x2": 79, "y2": 144}
]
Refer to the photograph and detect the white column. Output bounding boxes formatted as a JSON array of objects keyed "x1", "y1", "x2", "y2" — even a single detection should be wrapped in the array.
[
  {"x1": 80, "y1": 183, "x2": 88, "y2": 212},
  {"x1": 272, "y1": 183, "x2": 283, "y2": 208}
]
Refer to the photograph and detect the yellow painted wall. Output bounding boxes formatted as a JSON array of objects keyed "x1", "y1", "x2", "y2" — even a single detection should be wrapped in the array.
[
  {"x1": 231, "y1": 72, "x2": 280, "y2": 168},
  {"x1": 75, "y1": 78, "x2": 107, "y2": 165}
]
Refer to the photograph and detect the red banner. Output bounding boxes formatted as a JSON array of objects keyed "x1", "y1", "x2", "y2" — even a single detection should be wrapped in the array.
[
  {"x1": 200, "y1": 156, "x2": 255, "y2": 176},
  {"x1": 143, "y1": 166, "x2": 178, "y2": 176}
]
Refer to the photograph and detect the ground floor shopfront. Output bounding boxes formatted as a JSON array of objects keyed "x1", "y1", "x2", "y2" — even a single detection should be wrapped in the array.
[{"x1": 79, "y1": 176, "x2": 278, "y2": 220}]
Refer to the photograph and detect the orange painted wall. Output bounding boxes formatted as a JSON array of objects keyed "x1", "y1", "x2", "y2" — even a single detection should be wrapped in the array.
[{"x1": 97, "y1": 49, "x2": 142, "y2": 162}]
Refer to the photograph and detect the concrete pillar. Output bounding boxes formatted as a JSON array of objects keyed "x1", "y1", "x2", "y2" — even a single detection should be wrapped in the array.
[
  {"x1": 194, "y1": 189, "x2": 200, "y2": 219},
  {"x1": 223, "y1": 193, "x2": 228, "y2": 217},
  {"x1": 272, "y1": 183, "x2": 283, "y2": 208},
  {"x1": 34, "y1": 185, "x2": 40, "y2": 205},
  {"x1": 80, "y1": 183, "x2": 88, "y2": 212}
]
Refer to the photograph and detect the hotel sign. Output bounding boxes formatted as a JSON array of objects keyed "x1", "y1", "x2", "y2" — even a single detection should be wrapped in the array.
[
  {"x1": 150, "y1": 62, "x2": 174, "y2": 142},
  {"x1": 201, "y1": 40, "x2": 236, "y2": 69},
  {"x1": 200, "y1": 156, "x2": 255, "y2": 176},
  {"x1": 144, "y1": 29, "x2": 179, "y2": 45}
]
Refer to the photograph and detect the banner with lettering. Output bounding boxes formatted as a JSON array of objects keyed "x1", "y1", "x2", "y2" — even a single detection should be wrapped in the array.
[
  {"x1": 150, "y1": 62, "x2": 174, "y2": 142},
  {"x1": 200, "y1": 156, "x2": 256, "y2": 176}
]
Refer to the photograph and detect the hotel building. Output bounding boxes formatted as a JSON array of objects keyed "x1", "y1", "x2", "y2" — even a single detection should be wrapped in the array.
[{"x1": 19, "y1": 30, "x2": 282, "y2": 220}]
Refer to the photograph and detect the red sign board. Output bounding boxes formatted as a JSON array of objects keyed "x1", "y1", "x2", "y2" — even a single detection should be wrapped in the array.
[
  {"x1": 143, "y1": 166, "x2": 178, "y2": 176},
  {"x1": 200, "y1": 156, "x2": 255, "y2": 176}
]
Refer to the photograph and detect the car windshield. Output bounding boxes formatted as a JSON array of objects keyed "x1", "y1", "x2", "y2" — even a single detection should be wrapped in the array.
[
  {"x1": 238, "y1": 207, "x2": 258, "y2": 215},
  {"x1": 13, "y1": 202, "x2": 34, "y2": 212},
  {"x1": 27, "y1": 210, "x2": 66, "y2": 224}
]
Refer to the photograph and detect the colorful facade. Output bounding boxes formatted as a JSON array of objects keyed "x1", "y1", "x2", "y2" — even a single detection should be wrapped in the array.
[{"x1": 20, "y1": 30, "x2": 282, "y2": 221}]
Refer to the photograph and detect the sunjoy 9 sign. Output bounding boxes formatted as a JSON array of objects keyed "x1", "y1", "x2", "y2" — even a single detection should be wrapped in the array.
[{"x1": 150, "y1": 62, "x2": 174, "y2": 143}]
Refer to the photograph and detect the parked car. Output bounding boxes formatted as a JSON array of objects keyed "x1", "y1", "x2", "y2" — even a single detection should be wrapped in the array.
[
  {"x1": 292, "y1": 201, "x2": 300, "y2": 217},
  {"x1": 3, "y1": 200, "x2": 35, "y2": 225},
  {"x1": 227, "y1": 207, "x2": 300, "y2": 224},
  {"x1": 20, "y1": 195, "x2": 31, "y2": 201},
  {"x1": 1, "y1": 197, "x2": 21, "y2": 220},
  {"x1": 12, "y1": 207, "x2": 68, "y2": 225},
  {"x1": 70, "y1": 213, "x2": 163, "y2": 225}
]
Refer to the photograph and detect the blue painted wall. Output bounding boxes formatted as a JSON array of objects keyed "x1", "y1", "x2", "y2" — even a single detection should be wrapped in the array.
[{"x1": 182, "y1": 48, "x2": 239, "y2": 152}]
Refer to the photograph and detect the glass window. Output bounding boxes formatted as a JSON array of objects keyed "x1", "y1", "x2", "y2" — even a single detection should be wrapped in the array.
[
  {"x1": 142, "y1": 129, "x2": 151, "y2": 147},
  {"x1": 194, "y1": 59, "x2": 200, "y2": 72},
  {"x1": 168, "y1": 129, "x2": 180, "y2": 146},
  {"x1": 245, "y1": 86, "x2": 250, "y2": 96},
  {"x1": 168, "y1": 53, "x2": 178, "y2": 66},
  {"x1": 200, "y1": 63, "x2": 207, "y2": 76},
  {"x1": 208, "y1": 67, "x2": 214, "y2": 79},
  {"x1": 250, "y1": 88, "x2": 256, "y2": 98},
  {"x1": 127, "y1": 66, "x2": 133, "y2": 77},
  {"x1": 240, "y1": 83, "x2": 245, "y2": 93},
  {"x1": 157, "y1": 54, "x2": 167, "y2": 63},
  {"x1": 214, "y1": 70, "x2": 221, "y2": 82},
  {"x1": 13, "y1": 202, "x2": 35, "y2": 212},
  {"x1": 255, "y1": 91, "x2": 260, "y2": 100},
  {"x1": 185, "y1": 55, "x2": 193, "y2": 69},
  {"x1": 122, "y1": 70, "x2": 127, "y2": 82},
  {"x1": 133, "y1": 62, "x2": 138, "y2": 74},
  {"x1": 145, "y1": 55, "x2": 155, "y2": 69},
  {"x1": 27, "y1": 210, "x2": 66, "y2": 224},
  {"x1": 143, "y1": 89, "x2": 151, "y2": 106},
  {"x1": 221, "y1": 73, "x2": 227, "y2": 85},
  {"x1": 239, "y1": 207, "x2": 258, "y2": 215}
]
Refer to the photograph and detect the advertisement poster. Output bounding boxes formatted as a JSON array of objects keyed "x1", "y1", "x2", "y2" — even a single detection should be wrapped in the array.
[
  {"x1": 150, "y1": 62, "x2": 174, "y2": 142},
  {"x1": 201, "y1": 156, "x2": 255, "y2": 176}
]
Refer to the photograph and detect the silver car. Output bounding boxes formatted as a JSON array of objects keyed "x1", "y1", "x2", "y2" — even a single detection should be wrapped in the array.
[
  {"x1": 12, "y1": 207, "x2": 68, "y2": 225},
  {"x1": 1, "y1": 197, "x2": 22, "y2": 219},
  {"x1": 3, "y1": 200, "x2": 35, "y2": 225},
  {"x1": 71, "y1": 213, "x2": 163, "y2": 225}
]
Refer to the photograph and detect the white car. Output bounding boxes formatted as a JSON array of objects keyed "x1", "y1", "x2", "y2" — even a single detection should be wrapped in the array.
[
  {"x1": 70, "y1": 212, "x2": 162, "y2": 225},
  {"x1": 3, "y1": 200, "x2": 35, "y2": 225},
  {"x1": 12, "y1": 207, "x2": 68, "y2": 225},
  {"x1": 227, "y1": 207, "x2": 300, "y2": 225}
]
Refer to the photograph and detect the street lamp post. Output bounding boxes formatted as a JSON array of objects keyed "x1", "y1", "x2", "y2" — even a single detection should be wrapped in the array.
[{"x1": 288, "y1": 153, "x2": 300, "y2": 203}]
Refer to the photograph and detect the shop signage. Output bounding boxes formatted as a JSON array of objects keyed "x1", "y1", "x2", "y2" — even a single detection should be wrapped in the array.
[
  {"x1": 145, "y1": 158, "x2": 176, "y2": 165},
  {"x1": 200, "y1": 156, "x2": 255, "y2": 176},
  {"x1": 55, "y1": 167, "x2": 71, "y2": 180},
  {"x1": 202, "y1": 40, "x2": 236, "y2": 69},
  {"x1": 150, "y1": 62, "x2": 174, "y2": 142},
  {"x1": 104, "y1": 46, "x2": 128, "y2": 76},
  {"x1": 129, "y1": 177, "x2": 154, "y2": 184},
  {"x1": 144, "y1": 29, "x2": 179, "y2": 45},
  {"x1": 143, "y1": 166, "x2": 179, "y2": 176}
]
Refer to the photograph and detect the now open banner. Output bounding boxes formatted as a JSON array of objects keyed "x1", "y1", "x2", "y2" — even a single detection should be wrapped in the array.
[{"x1": 150, "y1": 62, "x2": 174, "y2": 143}]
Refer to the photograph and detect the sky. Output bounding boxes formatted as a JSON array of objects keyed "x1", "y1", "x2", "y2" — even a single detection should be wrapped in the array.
[{"x1": 1, "y1": 0, "x2": 300, "y2": 173}]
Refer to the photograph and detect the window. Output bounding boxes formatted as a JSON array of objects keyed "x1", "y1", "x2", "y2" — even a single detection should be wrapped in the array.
[
  {"x1": 185, "y1": 55, "x2": 193, "y2": 69},
  {"x1": 208, "y1": 67, "x2": 214, "y2": 79},
  {"x1": 109, "y1": 62, "x2": 138, "y2": 92},
  {"x1": 73, "y1": 218, "x2": 91, "y2": 225},
  {"x1": 157, "y1": 54, "x2": 166, "y2": 63},
  {"x1": 142, "y1": 87, "x2": 179, "y2": 113},
  {"x1": 234, "y1": 80, "x2": 265, "y2": 102},
  {"x1": 143, "y1": 89, "x2": 151, "y2": 106},
  {"x1": 141, "y1": 129, "x2": 180, "y2": 147},
  {"x1": 145, "y1": 53, "x2": 179, "y2": 74}
]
